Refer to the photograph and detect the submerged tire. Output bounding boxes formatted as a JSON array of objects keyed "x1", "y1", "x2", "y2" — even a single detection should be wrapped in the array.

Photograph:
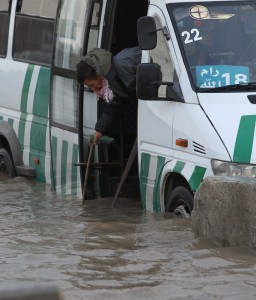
[
  {"x1": 165, "y1": 186, "x2": 193, "y2": 218},
  {"x1": 0, "y1": 148, "x2": 16, "y2": 179}
]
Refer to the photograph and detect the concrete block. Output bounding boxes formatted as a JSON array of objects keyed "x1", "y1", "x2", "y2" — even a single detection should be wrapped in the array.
[{"x1": 191, "y1": 176, "x2": 256, "y2": 249}]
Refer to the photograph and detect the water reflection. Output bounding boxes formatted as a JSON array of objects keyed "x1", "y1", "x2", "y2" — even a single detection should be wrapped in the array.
[{"x1": 0, "y1": 177, "x2": 255, "y2": 300}]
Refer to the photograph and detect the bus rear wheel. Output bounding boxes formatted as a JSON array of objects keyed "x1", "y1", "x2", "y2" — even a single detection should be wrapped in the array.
[
  {"x1": 0, "y1": 148, "x2": 16, "y2": 180},
  {"x1": 165, "y1": 186, "x2": 193, "y2": 218}
]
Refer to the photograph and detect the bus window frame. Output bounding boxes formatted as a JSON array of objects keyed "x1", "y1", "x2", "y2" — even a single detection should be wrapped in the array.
[
  {"x1": 12, "y1": 0, "x2": 58, "y2": 67},
  {"x1": 50, "y1": 0, "x2": 103, "y2": 133},
  {"x1": 13, "y1": 13, "x2": 56, "y2": 67},
  {"x1": 0, "y1": 0, "x2": 11, "y2": 58},
  {"x1": 0, "y1": 11, "x2": 10, "y2": 58}
]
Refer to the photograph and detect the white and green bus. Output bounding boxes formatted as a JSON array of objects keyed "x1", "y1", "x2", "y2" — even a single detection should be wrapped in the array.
[
  {"x1": 0, "y1": 0, "x2": 146, "y2": 199},
  {"x1": 2, "y1": 0, "x2": 256, "y2": 217}
]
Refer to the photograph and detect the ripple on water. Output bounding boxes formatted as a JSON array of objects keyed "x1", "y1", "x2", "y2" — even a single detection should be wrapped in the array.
[{"x1": 0, "y1": 177, "x2": 255, "y2": 300}]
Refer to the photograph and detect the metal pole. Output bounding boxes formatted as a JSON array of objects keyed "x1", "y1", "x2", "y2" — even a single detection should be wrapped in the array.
[
  {"x1": 112, "y1": 138, "x2": 137, "y2": 207},
  {"x1": 82, "y1": 143, "x2": 94, "y2": 205}
]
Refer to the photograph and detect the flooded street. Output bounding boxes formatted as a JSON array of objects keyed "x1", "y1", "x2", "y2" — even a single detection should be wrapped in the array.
[{"x1": 0, "y1": 177, "x2": 256, "y2": 300}]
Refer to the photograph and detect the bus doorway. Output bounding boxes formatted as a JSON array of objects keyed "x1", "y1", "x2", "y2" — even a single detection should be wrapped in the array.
[{"x1": 90, "y1": 0, "x2": 148, "y2": 199}]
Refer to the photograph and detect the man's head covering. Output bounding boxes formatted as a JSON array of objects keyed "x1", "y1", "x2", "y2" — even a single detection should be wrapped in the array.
[
  {"x1": 79, "y1": 48, "x2": 112, "y2": 76},
  {"x1": 79, "y1": 55, "x2": 100, "y2": 75}
]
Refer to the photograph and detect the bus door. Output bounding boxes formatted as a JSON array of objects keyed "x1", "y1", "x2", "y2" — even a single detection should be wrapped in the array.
[{"x1": 50, "y1": 0, "x2": 103, "y2": 197}]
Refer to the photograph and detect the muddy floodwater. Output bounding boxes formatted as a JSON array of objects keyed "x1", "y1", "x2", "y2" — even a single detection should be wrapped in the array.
[{"x1": 0, "y1": 177, "x2": 256, "y2": 300}]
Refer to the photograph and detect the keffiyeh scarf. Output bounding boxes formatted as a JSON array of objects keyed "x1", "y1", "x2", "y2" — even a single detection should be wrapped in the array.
[{"x1": 94, "y1": 77, "x2": 114, "y2": 103}]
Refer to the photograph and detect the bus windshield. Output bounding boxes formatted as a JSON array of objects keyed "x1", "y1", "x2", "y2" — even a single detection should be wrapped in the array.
[{"x1": 169, "y1": 2, "x2": 256, "y2": 91}]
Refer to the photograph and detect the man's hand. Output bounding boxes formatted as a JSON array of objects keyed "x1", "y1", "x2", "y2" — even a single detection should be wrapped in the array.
[{"x1": 92, "y1": 131, "x2": 103, "y2": 145}]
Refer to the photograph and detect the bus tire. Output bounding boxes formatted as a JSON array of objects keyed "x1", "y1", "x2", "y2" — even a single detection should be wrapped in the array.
[
  {"x1": 165, "y1": 186, "x2": 193, "y2": 218},
  {"x1": 0, "y1": 148, "x2": 16, "y2": 179}
]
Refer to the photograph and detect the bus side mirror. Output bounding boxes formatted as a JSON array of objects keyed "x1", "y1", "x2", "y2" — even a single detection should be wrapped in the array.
[
  {"x1": 136, "y1": 63, "x2": 161, "y2": 100},
  {"x1": 137, "y1": 16, "x2": 157, "y2": 50}
]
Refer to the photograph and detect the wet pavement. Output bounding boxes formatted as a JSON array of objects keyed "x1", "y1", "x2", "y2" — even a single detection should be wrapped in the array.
[{"x1": 0, "y1": 177, "x2": 255, "y2": 299}]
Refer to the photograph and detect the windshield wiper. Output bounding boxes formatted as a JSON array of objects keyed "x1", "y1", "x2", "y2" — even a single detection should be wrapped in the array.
[{"x1": 199, "y1": 82, "x2": 256, "y2": 93}]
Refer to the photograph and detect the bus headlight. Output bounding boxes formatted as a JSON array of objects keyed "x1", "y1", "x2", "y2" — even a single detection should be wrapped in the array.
[{"x1": 211, "y1": 160, "x2": 256, "y2": 178}]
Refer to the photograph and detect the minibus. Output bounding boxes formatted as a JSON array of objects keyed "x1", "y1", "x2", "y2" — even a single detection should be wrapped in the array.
[{"x1": 1, "y1": 0, "x2": 256, "y2": 217}]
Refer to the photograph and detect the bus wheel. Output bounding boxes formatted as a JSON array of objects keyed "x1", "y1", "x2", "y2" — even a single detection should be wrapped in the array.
[
  {"x1": 0, "y1": 148, "x2": 16, "y2": 179},
  {"x1": 165, "y1": 186, "x2": 193, "y2": 218}
]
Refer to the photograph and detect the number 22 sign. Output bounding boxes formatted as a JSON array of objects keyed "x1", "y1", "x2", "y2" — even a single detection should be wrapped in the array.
[{"x1": 181, "y1": 28, "x2": 202, "y2": 44}]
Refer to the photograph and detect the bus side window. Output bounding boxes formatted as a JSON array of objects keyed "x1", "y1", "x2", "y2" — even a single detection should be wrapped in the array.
[
  {"x1": 13, "y1": 0, "x2": 58, "y2": 66},
  {"x1": 0, "y1": 0, "x2": 10, "y2": 58},
  {"x1": 87, "y1": 0, "x2": 101, "y2": 52}
]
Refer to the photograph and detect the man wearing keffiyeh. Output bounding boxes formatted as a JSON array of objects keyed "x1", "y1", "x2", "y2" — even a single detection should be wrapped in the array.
[{"x1": 76, "y1": 48, "x2": 131, "y2": 145}]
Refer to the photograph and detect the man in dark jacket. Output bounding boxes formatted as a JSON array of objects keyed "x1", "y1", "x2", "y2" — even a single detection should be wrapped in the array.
[{"x1": 76, "y1": 48, "x2": 132, "y2": 144}]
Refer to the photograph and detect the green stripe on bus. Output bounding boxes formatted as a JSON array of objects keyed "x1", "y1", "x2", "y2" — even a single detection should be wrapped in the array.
[
  {"x1": 19, "y1": 65, "x2": 34, "y2": 151},
  {"x1": 30, "y1": 115, "x2": 47, "y2": 182},
  {"x1": 72, "y1": 144, "x2": 79, "y2": 195},
  {"x1": 33, "y1": 67, "x2": 50, "y2": 118},
  {"x1": 51, "y1": 136, "x2": 58, "y2": 189},
  {"x1": 30, "y1": 116, "x2": 48, "y2": 150},
  {"x1": 61, "y1": 140, "x2": 68, "y2": 194},
  {"x1": 173, "y1": 160, "x2": 185, "y2": 173},
  {"x1": 189, "y1": 166, "x2": 206, "y2": 191},
  {"x1": 18, "y1": 112, "x2": 27, "y2": 151},
  {"x1": 233, "y1": 115, "x2": 256, "y2": 163},
  {"x1": 50, "y1": 153, "x2": 55, "y2": 188},
  {"x1": 29, "y1": 118, "x2": 47, "y2": 182},
  {"x1": 21, "y1": 64, "x2": 34, "y2": 113},
  {"x1": 140, "y1": 152, "x2": 151, "y2": 209},
  {"x1": 29, "y1": 67, "x2": 50, "y2": 183},
  {"x1": 153, "y1": 156, "x2": 165, "y2": 212},
  {"x1": 29, "y1": 148, "x2": 46, "y2": 182},
  {"x1": 8, "y1": 118, "x2": 14, "y2": 127},
  {"x1": 0, "y1": 116, "x2": 3, "y2": 121}
]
